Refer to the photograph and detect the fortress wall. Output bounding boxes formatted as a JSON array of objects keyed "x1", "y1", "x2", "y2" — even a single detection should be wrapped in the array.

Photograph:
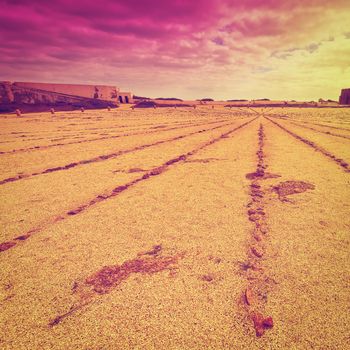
[
  {"x1": 0, "y1": 81, "x2": 118, "y2": 112},
  {"x1": 13, "y1": 82, "x2": 119, "y2": 101},
  {"x1": 0, "y1": 81, "x2": 15, "y2": 103}
]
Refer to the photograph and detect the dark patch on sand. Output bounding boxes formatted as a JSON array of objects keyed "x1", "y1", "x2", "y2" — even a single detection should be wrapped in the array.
[
  {"x1": 49, "y1": 247, "x2": 182, "y2": 327},
  {"x1": 246, "y1": 172, "x2": 280, "y2": 180},
  {"x1": 85, "y1": 254, "x2": 180, "y2": 294},
  {"x1": 128, "y1": 167, "x2": 147, "y2": 173},
  {"x1": 251, "y1": 311, "x2": 274, "y2": 337},
  {"x1": 201, "y1": 274, "x2": 214, "y2": 282},
  {"x1": 138, "y1": 244, "x2": 162, "y2": 256},
  {"x1": 185, "y1": 158, "x2": 225, "y2": 164},
  {"x1": 273, "y1": 180, "x2": 315, "y2": 201},
  {"x1": 0, "y1": 241, "x2": 16, "y2": 252}
]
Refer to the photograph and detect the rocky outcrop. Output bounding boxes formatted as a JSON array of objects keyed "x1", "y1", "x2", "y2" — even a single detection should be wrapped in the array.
[{"x1": 134, "y1": 100, "x2": 192, "y2": 108}]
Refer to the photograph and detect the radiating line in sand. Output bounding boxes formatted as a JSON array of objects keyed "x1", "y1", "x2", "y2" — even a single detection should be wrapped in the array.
[
  {"x1": 0, "y1": 118, "x2": 230, "y2": 155},
  {"x1": 240, "y1": 124, "x2": 279, "y2": 337},
  {"x1": 0, "y1": 119, "x2": 237, "y2": 185},
  {"x1": 269, "y1": 116, "x2": 350, "y2": 140},
  {"x1": 265, "y1": 116, "x2": 350, "y2": 172},
  {"x1": 272, "y1": 115, "x2": 350, "y2": 132},
  {"x1": 241, "y1": 121, "x2": 319, "y2": 337},
  {"x1": 0, "y1": 118, "x2": 257, "y2": 253}
]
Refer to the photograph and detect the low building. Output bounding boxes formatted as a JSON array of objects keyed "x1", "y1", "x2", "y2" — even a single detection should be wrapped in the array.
[
  {"x1": 118, "y1": 91, "x2": 133, "y2": 104},
  {"x1": 339, "y1": 88, "x2": 350, "y2": 105}
]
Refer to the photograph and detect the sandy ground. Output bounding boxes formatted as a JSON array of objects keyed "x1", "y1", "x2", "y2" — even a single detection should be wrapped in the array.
[{"x1": 0, "y1": 106, "x2": 349, "y2": 349}]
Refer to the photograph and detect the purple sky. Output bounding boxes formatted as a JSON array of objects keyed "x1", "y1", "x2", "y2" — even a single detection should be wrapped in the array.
[{"x1": 1, "y1": 0, "x2": 349, "y2": 100}]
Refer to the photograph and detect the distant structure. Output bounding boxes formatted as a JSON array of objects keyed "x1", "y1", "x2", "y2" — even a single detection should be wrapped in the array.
[
  {"x1": 339, "y1": 89, "x2": 350, "y2": 105},
  {"x1": 0, "y1": 81, "x2": 133, "y2": 113},
  {"x1": 5, "y1": 81, "x2": 133, "y2": 104}
]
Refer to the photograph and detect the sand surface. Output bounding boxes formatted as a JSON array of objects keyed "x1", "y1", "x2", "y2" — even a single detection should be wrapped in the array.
[{"x1": 0, "y1": 106, "x2": 349, "y2": 349}]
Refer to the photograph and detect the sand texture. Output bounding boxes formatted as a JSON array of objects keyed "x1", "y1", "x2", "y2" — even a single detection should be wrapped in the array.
[{"x1": 0, "y1": 106, "x2": 349, "y2": 349}]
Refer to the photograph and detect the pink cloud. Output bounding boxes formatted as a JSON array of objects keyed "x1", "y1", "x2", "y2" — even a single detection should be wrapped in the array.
[{"x1": 0, "y1": 0, "x2": 349, "y2": 99}]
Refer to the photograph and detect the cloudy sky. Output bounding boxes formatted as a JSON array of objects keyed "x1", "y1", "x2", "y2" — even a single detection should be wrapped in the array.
[{"x1": 1, "y1": 0, "x2": 349, "y2": 100}]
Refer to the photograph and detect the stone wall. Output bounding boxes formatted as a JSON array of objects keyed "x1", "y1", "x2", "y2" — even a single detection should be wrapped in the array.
[
  {"x1": 0, "y1": 81, "x2": 118, "y2": 113},
  {"x1": 13, "y1": 82, "x2": 119, "y2": 102}
]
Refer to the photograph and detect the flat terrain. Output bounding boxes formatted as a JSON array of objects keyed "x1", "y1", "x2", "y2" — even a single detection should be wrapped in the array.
[{"x1": 0, "y1": 106, "x2": 349, "y2": 349}]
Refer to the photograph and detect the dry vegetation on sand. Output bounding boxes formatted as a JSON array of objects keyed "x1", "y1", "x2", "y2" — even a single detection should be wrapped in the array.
[{"x1": 0, "y1": 106, "x2": 349, "y2": 349}]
